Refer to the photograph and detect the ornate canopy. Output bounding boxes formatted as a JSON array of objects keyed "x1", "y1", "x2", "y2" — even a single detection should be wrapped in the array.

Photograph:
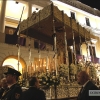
[{"x1": 19, "y1": 3, "x2": 98, "y2": 50}]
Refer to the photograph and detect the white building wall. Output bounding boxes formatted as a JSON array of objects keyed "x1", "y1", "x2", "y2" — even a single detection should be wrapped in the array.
[
  {"x1": 53, "y1": 0, "x2": 100, "y2": 30},
  {"x1": 0, "y1": 43, "x2": 54, "y2": 66},
  {"x1": 95, "y1": 17, "x2": 100, "y2": 29},
  {"x1": 3, "y1": 0, "x2": 100, "y2": 32}
]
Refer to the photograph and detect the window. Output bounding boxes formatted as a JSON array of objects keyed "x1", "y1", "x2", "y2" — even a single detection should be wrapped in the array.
[
  {"x1": 70, "y1": 11, "x2": 75, "y2": 20},
  {"x1": 34, "y1": 40, "x2": 46, "y2": 50},
  {"x1": 75, "y1": 44, "x2": 80, "y2": 55},
  {"x1": 85, "y1": 17, "x2": 90, "y2": 26},
  {"x1": 5, "y1": 26, "x2": 26, "y2": 46},
  {"x1": 89, "y1": 46, "x2": 96, "y2": 57}
]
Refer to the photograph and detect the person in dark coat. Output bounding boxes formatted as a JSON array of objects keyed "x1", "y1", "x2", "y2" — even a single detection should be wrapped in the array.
[
  {"x1": 0, "y1": 65, "x2": 22, "y2": 100},
  {"x1": 0, "y1": 78, "x2": 8, "y2": 98},
  {"x1": 22, "y1": 77, "x2": 46, "y2": 100},
  {"x1": 77, "y1": 71, "x2": 100, "y2": 100}
]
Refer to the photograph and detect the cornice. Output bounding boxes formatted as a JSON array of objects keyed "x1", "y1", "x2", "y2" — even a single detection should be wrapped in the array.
[{"x1": 58, "y1": 0, "x2": 100, "y2": 17}]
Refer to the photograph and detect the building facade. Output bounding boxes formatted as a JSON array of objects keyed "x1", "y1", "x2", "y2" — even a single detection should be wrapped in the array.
[{"x1": 0, "y1": 0, "x2": 100, "y2": 79}]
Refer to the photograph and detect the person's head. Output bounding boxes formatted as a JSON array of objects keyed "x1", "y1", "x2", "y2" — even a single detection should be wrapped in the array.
[
  {"x1": 77, "y1": 71, "x2": 90, "y2": 85},
  {"x1": 3, "y1": 65, "x2": 21, "y2": 85},
  {"x1": 1, "y1": 78, "x2": 8, "y2": 89},
  {"x1": 29, "y1": 77, "x2": 39, "y2": 88}
]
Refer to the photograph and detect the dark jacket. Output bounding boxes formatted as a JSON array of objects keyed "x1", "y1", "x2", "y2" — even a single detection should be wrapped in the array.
[
  {"x1": 0, "y1": 83, "x2": 22, "y2": 100},
  {"x1": 77, "y1": 81, "x2": 100, "y2": 100},
  {"x1": 0, "y1": 88, "x2": 5, "y2": 98},
  {"x1": 22, "y1": 87, "x2": 46, "y2": 100}
]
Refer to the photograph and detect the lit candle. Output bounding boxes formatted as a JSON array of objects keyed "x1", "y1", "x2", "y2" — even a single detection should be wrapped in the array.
[
  {"x1": 54, "y1": 36, "x2": 56, "y2": 51},
  {"x1": 46, "y1": 55, "x2": 48, "y2": 71},
  {"x1": 39, "y1": 54, "x2": 41, "y2": 69},
  {"x1": 34, "y1": 62, "x2": 35, "y2": 71},
  {"x1": 22, "y1": 67, "x2": 23, "y2": 79},
  {"x1": 49, "y1": 56, "x2": 51, "y2": 72},
  {"x1": 55, "y1": 55, "x2": 57, "y2": 75},
  {"x1": 50, "y1": 86, "x2": 52, "y2": 99},
  {"x1": 44, "y1": 60, "x2": 46, "y2": 72}
]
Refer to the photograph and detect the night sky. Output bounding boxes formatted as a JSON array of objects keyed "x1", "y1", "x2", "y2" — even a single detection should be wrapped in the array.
[{"x1": 78, "y1": 0, "x2": 100, "y2": 10}]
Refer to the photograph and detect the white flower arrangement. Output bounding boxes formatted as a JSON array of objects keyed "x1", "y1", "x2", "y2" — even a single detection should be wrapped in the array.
[
  {"x1": 38, "y1": 71, "x2": 60, "y2": 88},
  {"x1": 69, "y1": 63, "x2": 77, "y2": 75},
  {"x1": 89, "y1": 63, "x2": 97, "y2": 79},
  {"x1": 58, "y1": 64, "x2": 69, "y2": 77},
  {"x1": 77, "y1": 62, "x2": 85, "y2": 73}
]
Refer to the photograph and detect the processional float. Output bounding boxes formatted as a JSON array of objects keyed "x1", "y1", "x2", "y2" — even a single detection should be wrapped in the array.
[
  {"x1": 19, "y1": 3, "x2": 99, "y2": 79},
  {"x1": 17, "y1": 3, "x2": 100, "y2": 99}
]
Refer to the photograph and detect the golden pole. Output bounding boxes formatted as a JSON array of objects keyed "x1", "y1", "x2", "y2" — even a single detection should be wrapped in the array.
[
  {"x1": 72, "y1": 30, "x2": 77, "y2": 64},
  {"x1": 77, "y1": 23, "x2": 82, "y2": 56},
  {"x1": 84, "y1": 28, "x2": 89, "y2": 61},
  {"x1": 70, "y1": 18, "x2": 76, "y2": 64},
  {"x1": 46, "y1": 49, "x2": 49, "y2": 72},
  {"x1": 52, "y1": 4, "x2": 58, "y2": 75},
  {"x1": 28, "y1": 38, "x2": 32, "y2": 76},
  {"x1": 62, "y1": 11, "x2": 69, "y2": 65}
]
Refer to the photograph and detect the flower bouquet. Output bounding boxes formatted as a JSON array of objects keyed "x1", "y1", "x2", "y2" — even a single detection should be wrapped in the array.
[
  {"x1": 77, "y1": 62, "x2": 85, "y2": 74},
  {"x1": 58, "y1": 64, "x2": 69, "y2": 77},
  {"x1": 89, "y1": 63, "x2": 97, "y2": 79},
  {"x1": 69, "y1": 63, "x2": 77, "y2": 75},
  {"x1": 38, "y1": 71, "x2": 60, "y2": 89}
]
